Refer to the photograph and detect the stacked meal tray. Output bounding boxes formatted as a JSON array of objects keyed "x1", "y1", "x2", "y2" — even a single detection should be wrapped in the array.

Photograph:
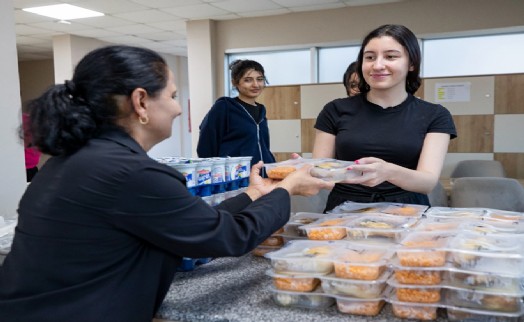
[{"x1": 263, "y1": 204, "x2": 524, "y2": 321}]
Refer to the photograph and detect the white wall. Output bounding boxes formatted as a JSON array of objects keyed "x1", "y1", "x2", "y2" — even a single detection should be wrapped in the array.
[{"x1": 0, "y1": 0, "x2": 27, "y2": 219}]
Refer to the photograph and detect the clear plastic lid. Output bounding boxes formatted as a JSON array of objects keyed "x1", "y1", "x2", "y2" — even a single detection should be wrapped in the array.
[
  {"x1": 329, "y1": 201, "x2": 428, "y2": 217},
  {"x1": 424, "y1": 207, "x2": 488, "y2": 221}
]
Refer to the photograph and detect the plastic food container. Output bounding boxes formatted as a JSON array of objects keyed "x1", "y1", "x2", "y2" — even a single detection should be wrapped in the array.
[
  {"x1": 264, "y1": 240, "x2": 338, "y2": 275},
  {"x1": 396, "y1": 231, "x2": 452, "y2": 267},
  {"x1": 195, "y1": 160, "x2": 213, "y2": 186},
  {"x1": 424, "y1": 207, "x2": 487, "y2": 222},
  {"x1": 459, "y1": 221, "x2": 524, "y2": 235},
  {"x1": 260, "y1": 235, "x2": 284, "y2": 247},
  {"x1": 334, "y1": 296, "x2": 385, "y2": 316},
  {"x1": 331, "y1": 245, "x2": 394, "y2": 280},
  {"x1": 328, "y1": 201, "x2": 427, "y2": 217},
  {"x1": 444, "y1": 268, "x2": 524, "y2": 293},
  {"x1": 284, "y1": 212, "x2": 326, "y2": 237},
  {"x1": 264, "y1": 159, "x2": 306, "y2": 180},
  {"x1": 309, "y1": 160, "x2": 360, "y2": 182},
  {"x1": 391, "y1": 262, "x2": 444, "y2": 285},
  {"x1": 266, "y1": 269, "x2": 320, "y2": 292},
  {"x1": 270, "y1": 287, "x2": 335, "y2": 309},
  {"x1": 171, "y1": 162, "x2": 197, "y2": 188},
  {"x1": 388, "y1": 276, "x2": 442, "y2": 303},
  {"x1": 320, "y1": 270, "x2": 389, "y2": 298},
  {"x1": 443, "y1": 287, "x2": 524, "y2": 313},
  {"x1": 413, "y1": 219, "x2": 462, "y2": 232},
  {"x1": 446, "y1": 306, "x2": 524, "y2": 321},
  {"x1": 381, "y1": 204, "x2": 428, "y2": 217},
  {"x1": 345, "y1": 214, "x2": 418, "y2": 243},
  {"x1": 448, "y1": 232, "x2": 524, "y2": 275},
  {"x1": 390, "y1": 301, "x2": 439, "y2": 320},
  {"x1": 485, "y1": 209, "x2": 524, "y2": 222},
  {"x1": 301, "y1": 217, "x2": 354, "y2": 240},
  {"x1": 252, "y1": 245, "x2": 280, "y2": 257},
  {"x1": 210, "y1": 158, "x2": 226, "y2": 184}
]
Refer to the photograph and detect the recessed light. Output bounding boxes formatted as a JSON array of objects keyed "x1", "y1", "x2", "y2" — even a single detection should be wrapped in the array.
[{"x1": 22, "y1": 4, "x2": 104, "y2": 20}]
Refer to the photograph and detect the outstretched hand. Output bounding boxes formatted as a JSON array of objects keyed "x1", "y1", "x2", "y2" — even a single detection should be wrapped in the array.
[
  {"x1": 343, "y1": 157, "x2": 390, "y2": 187},
  {"x1": 245, "y1": 161, "x2": 278, "y2": 200},
  {"x1": 276, "y1": 164, "x2": 334, "y2": 196}
]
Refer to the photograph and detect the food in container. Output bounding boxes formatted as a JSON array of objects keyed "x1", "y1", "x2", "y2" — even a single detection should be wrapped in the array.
[
  {"x1": 485, "y1": 209, "x2": 524, "y2": 222},
  {"x1": 270, "y1": 287, "x2": 335, "y2": 309},
  {"x1": 260, "y1": 235, "x2": 284, "y2": 247},
  {"x1": 444, "y1": 287, "x2": 523, "y2": 312},
  {"x1": 446, "y1": 306, "x2": 524, "y2": 322},
  {"x1": 332, "y1": 246, "x2": 393, "y2": 280},
  {"x1": 424, "y1": 207, "x2": 487, "y2": 222},
  {"x1": 413, "y1": 220, "x2": 462, "y2": 232},
  {"x1": 448, "y1": 232, "x2": 524, "y2": 275},
  {"x1": 320, "y1": 271, "x2": 389, "y2": 298},
  {"x1": 252, "y1": 245, "x2": 280, "y2": 257},
  {"x1": 302, "y1": 217, "x2": 351, "y2": 240},
  {"x1": 445, "y1": 268, "x2": 524, "y2": 293},
  {"x1": 265, "y1": 240, "x2": 337, "y2": 275},
  {"x1": 265, "y1": 159, "x2": 310, "y2": 179},
  {"x1": 388, "y1": 275, "x2": 441, "y2": 303},
  {"x1": 266, "y1": 270, "x2": 320, "y2": 292},
  {"x1": 392, "y1": 264, "x2": 443, "y2": 285},
  {"x1": 334, "y1": 297, "x2": 385, "y2": 316},
  {"x1": 381, "y1": 204, "x2": 428, "y2": 217},
  {"x1": 309, "y1": 160, "x2": 360, "y2": 182},
  {"x1": 396, "y1": 231, "x2": 452, "y2": 267},
  {"x1": 391, "y1": 302, "x2": 438, "y2": 320},
  {"x1": 345, "y1": 214, "x2": 417, "y2": 242},
  {"x1": 284, "y1": 212, "x2": 326, "y2": 237},
  {"x1": 459, "y1": 220, "x2": 524, "y2": 235}
]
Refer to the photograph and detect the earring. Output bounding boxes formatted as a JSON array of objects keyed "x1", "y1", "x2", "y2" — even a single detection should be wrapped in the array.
[{"x1": 139, "y1": 115, "x2": 149, "y2": 125}]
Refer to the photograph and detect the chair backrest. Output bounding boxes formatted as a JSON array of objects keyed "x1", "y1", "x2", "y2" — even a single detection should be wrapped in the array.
[
  {"x1": 290, "y1": 189, "x2": 329, "y2": 214},
  {"x1": 450, "y1": 160, "x2": 506, "y2": 178},
  {"x1": 450, "y1": 177, "x2": 524, "y2": 212},
  {"x1": 428, "y1": 181, "x2": 449, "y2": 207}
]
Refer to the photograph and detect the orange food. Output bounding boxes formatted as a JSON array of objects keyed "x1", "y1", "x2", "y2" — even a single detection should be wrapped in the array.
[
  {"x1": 267, "y1": 166, "x2": 296, "y2": 179},
  {"x1": 336, "y1": 299, "x2": 384, "y2": 316},
  {"x1": 334, "y1": 264, "x2": 383, "y2": 280},
  {"x1": 306, "y1": 218, "x2": 347, "y2": 240},
  {"x1": 398, "y1": 251, "x2": 446, "y2": 267},
  {"x1": 392, "y1": 304, "x2": 437, "y2": 320},
  {"x1": 384, "y1": 206, "x2": 419, "y2": 216},
  {"x1": 394, "y1": 270, "x2": 442, "y2": 285},
  {"x1": 396, "y1": 288, "x2": 441, "y2": 303},
  {"x1": 252, "y1": 246, "x2": 278, "y2": 257},
  {"x1": 273, "y1": 277, "x2": 320, "y2": 292},
  {"x1": 261, "y1": 236, "x2": 284, "y2": 247}
]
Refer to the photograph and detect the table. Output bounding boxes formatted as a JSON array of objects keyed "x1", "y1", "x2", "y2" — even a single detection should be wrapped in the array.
[{"x1": 155, "y1": 254, "x2": 450, "y2": 322}]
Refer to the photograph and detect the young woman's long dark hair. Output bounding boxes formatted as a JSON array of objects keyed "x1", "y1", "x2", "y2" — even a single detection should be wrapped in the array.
[
  {"x1": 28, "y1": 45, "x2": 168, "y2": 156},
  {"x1": 356, "y1": 24, "x2": 422, "y2": 95}
]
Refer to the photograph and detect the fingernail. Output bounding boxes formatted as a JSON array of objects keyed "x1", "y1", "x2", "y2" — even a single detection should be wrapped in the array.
[
  {"x1": 347, "y1": 167, "x2": 353, "y2": 170},
  {"x1": 354, "y1": 160, "x2": 360, "y2": 164}
]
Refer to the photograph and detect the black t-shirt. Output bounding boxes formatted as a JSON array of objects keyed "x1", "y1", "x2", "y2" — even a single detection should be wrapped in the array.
[
  {"x1": 235, "y1": 97, "x2": 261, "y2": 123},
  {"x1": 315, "y1": 94, "x2": 457, "y2": 195}
]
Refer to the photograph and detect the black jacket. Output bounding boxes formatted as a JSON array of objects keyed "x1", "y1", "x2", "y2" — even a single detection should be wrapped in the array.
[{"x1": 0, "y1": 128, "x2": 290, "y2": 322}]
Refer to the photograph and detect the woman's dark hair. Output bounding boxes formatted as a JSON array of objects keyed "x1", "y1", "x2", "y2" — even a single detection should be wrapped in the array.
[
  {"x1": 28, "y1": 45, "x2": 168, "y2": 156},
  {"x1": 356, "y1": 24, "x2": 421, "y2": 95},
  {"x1": 342, "y1": 61, "x2": 358, "y2": 95},
  {"x1": 229, "y1": 59, "x2": 267, "y2": 89}
]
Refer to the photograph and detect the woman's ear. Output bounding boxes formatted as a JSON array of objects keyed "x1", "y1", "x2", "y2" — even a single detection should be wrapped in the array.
[{"x1": 130, "y1": 88, "x2": 148, "y2": 116}]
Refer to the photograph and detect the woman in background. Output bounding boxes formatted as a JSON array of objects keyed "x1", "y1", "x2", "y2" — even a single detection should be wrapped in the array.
[
  {"x1": 0, "y1": 45, "x2": 332, "y2": 322},
  {"x1": 197, "y1": 59, "x2": 276, "y2": 169},
  {"x1": 342, "y1": 61, "x2": 360, "y2": 97},
  {"x1": 313, "y1": 24, "x2": 457, "y2": 212}
]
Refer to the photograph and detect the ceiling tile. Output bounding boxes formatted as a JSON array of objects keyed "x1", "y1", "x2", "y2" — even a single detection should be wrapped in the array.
[
  {"x1": 212, "y1": 0, "x2": 281, "y2": 13},
  {"x1": 113, "y1": 9, "x2": 179, "y2": 23},
  {"x1": 162, "y1": 4, "x2": 231, "y2": 19}
]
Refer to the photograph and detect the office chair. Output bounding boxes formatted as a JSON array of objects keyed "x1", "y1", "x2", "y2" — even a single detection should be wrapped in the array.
[
  {"x1": 450, "y1": 177, "x2": 524, "y2": 212},
  {"x1": 450, "y1": 160, "x2": 506, "y2": 179}
]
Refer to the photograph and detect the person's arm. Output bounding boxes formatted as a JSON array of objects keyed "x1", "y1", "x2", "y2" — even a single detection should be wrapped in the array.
[
  {"x1": 312, "y1": 130, "x2": 336, "y2": 159},
  {"x1": 345, "y1": 133, "x2": 450, "y2": 194}
]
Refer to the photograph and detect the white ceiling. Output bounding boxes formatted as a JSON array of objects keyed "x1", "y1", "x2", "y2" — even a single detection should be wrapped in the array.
[{"x1": 13, "y1": 0, "x2": 405, "y2": 61}]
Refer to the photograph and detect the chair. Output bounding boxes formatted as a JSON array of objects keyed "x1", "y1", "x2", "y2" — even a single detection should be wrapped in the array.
[
  {"x1": 450, "y1": 177, "x2": 524, "y2": 211},
  {"x1": 428, "y1": 181, "x2": 449, "y2": 207},
  {"x1": 290, "y1": 189, "x2": 329, "y2": 214},
  {"x1": 450, "y1": 160, "x2": 506, "y2": 179}
]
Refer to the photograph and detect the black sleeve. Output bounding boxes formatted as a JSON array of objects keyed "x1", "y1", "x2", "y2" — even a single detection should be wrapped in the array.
[
  {"x1": 110, "y1": 165, "x2": 290, "y2": 258},
  {"x1": 314, "y1": 100, "x2": 339, "y2": 135}
]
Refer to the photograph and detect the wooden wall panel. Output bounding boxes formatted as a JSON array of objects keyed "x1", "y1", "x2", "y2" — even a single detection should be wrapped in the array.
[
  {"x1": 495, "y1": 153, "x2": 524, "y2": 179},
  {"x1": 448, "y1": 115, "x2": 493, "y2": 153},
  {"x1": 273, "y1": 152, "x2": 294, "y2": 162},
  {"x1": 495, "y1": 74, "x2": 524, "y2": 114},
  {"x1": 414, "y1": 80, "x2": 424, "y2": 99},
  {"x1": 258, "y1": 86, "x2": 300, "y2": 120},
  {"x1": 301, "y1": 119, "x2": 316, "y2": 153}
]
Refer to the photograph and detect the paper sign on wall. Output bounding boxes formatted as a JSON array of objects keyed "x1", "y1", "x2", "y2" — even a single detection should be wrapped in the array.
[{"x1": 435, "y1": 82, "x2": 471, "y2": 103}]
